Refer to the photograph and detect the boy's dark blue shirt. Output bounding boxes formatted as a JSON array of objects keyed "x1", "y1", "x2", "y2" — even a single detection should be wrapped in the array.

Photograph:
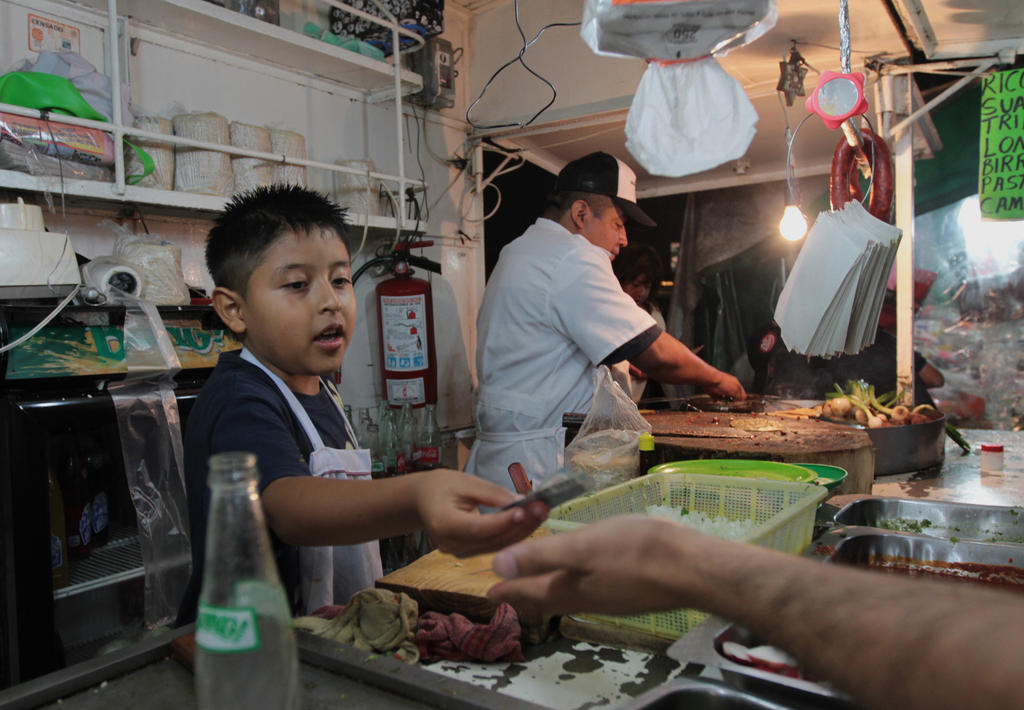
[{"x1": 176, "y1": 350, "x2": 352, "y2": 624}]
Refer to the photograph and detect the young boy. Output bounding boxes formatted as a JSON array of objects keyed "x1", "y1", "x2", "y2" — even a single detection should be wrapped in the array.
[{"x1": 176, "y1": 185, "x2": 546, "y2": 624}]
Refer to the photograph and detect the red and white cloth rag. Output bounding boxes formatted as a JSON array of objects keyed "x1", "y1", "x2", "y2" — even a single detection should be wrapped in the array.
[{"x1": 415, "y1": 602, "x2": 524, "y2": 663}]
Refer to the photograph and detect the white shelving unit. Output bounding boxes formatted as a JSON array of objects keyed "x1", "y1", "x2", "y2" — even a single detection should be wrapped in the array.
[
  {"x1": 0, "y1": 169, "x2": 412, "y2": 234},
  {"x1": 68, "y1": 0, "x2": 423, "y2": 101},
  {"x1": 0, "y1": 0, "x2": 424, "y2": 231}
]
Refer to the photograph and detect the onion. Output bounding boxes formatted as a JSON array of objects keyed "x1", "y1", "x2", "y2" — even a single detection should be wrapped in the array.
[{"x1": 831, "y1": 397, "x2": 852, "y2": 416}]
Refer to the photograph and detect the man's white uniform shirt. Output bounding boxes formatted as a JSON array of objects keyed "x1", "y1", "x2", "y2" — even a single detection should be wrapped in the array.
[{"x1": 467, "y1": 218, "x2": 656, "y2": 489}]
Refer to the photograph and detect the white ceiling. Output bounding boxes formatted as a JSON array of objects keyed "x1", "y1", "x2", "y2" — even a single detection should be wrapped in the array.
[{"x1": 463, "y1": 0, "x2": 1023, "y2": 197}]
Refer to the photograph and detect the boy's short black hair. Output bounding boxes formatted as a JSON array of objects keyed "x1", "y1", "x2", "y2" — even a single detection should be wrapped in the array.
[{"x1": 206, "y1": 184, "x2": 350, "y2": 294}]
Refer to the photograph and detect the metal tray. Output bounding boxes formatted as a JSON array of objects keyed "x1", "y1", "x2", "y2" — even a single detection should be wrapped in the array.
[
  {"x1": 710, "y1": 625, "x2": 854, "y2": 708},
  {"x1": 828, "y1": 530, "x2": 1024, "y2": 587},
  {"x1": 833, "y1": 498, "x2": 1024, "y2": 545},
  {"x1": 666, "y1": 618, "x2": 853, "y2": 710}
]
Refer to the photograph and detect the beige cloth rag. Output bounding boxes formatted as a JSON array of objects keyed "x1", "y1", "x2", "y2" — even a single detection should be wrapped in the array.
[{"x1": 294, "y1": 589, "x2": 420, "y2": 663}]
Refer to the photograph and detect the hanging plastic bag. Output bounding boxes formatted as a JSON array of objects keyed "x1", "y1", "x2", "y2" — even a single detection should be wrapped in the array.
[
  {"x1": 107, "y1": 221, "x2": 191, "y2": 305},
  {"x1": 0, "y1": 71, "x2": 153, "y2": 183},
  {"x1": 626, "y1": 58, "x2": 758, "y2": 177},
  {"x1": 582, "y1": 0, "x2": 777, "y2": 60},
  {"x1": 564, "y1": 366, "x2": 651, "y2": 490},
  {"x1": 581, "y1": 0, "x2": 776, "y2": 177}
]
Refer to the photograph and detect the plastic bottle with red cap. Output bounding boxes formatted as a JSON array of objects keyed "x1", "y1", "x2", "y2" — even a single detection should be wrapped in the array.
[{"x1": 980, "y1": 444, "x2": 1004, "y2": 472}]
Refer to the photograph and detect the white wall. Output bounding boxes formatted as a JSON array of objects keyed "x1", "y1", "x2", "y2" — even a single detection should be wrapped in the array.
[
  {"x1": 0, "y1": 0, "x2": 485, "y2": 429},
  {"x1": 465, "y1": 0, "x2": 645, "y2": 129}
]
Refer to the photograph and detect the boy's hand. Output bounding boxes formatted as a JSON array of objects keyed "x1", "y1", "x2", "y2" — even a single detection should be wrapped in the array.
[{"x1": 414, "y1": 470, "x2": 549, "y2": 557}]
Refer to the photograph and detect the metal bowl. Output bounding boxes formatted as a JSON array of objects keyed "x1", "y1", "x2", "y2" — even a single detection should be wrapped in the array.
[
  {"x1": 819, "y1": 413, "x2": 946, "y2": 475},
  {"x1": 866, "y1": 413, "x2": 946, "y2": 475}
]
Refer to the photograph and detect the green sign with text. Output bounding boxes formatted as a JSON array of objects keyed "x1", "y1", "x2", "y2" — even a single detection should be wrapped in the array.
[
  {"x1": 979, "y1": 68, "x2": 1024, "y2": 220},
  {"x1": 5, "y1": 326, "x2": 239, "y2": 379}
]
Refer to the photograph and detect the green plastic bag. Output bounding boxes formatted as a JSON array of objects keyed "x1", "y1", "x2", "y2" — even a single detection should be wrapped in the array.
[{"x1": 0, "y1": 71, "x2": 154, "y2": 184}]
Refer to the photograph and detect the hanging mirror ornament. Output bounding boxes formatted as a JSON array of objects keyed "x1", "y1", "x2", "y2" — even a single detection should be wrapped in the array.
[{"x1": 805, "y1": 70, "x2": 869, "y2": 130}]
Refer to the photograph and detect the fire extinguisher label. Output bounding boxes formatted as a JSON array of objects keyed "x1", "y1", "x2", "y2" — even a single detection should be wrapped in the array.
[
  {"x1": 381, "y1": 294, "x2": 429, "y2": 372},
  {"x1": 387, "y1": 377, "x2": 425, "y2": 405}
]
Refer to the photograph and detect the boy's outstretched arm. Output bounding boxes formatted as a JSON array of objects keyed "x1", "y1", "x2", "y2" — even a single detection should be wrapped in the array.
[{"x1": 261, "y1": 470, "x2": 548, "y2": 557}]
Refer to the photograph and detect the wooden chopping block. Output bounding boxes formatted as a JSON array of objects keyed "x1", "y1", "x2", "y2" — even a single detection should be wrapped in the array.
[
  {"x1": 643, "y1": 411, "x2": 875, "y2": 494},
  {"x1": 376, "y1": 535, "x2": 552, "y2": 644}
]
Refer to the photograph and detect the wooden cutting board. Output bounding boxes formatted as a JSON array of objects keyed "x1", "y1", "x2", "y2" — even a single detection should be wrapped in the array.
[
  {"x1": 643, "y1": 411, "x2": 875, "y2": 494},
  {"x1": 376, "y1": 532, "x2": 552, "y2": 643}
]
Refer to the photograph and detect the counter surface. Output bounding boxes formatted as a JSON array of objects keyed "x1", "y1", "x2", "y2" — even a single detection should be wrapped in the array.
[
  {"x1": 869, "y1": 428, "x2": 1024, "y2": 506},
  {"x1": 8, "y1": 429, "x2": 1022, "y2": 710}
]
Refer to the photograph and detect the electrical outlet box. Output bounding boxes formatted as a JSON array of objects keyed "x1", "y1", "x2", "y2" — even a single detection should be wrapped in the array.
[{"x1": 410, "y1": 37, "x2": 455, "y2": 109}]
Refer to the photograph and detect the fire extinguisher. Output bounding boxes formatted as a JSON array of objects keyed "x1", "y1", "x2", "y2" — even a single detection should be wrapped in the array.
[{"x1": 353, "y1": 241, "x2": 441, "y2": 407}]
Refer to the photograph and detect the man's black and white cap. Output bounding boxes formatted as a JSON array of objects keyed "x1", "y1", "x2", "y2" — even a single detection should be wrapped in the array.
[{"x1": 554, "y1": 151, "x2": 656, "y2": 227}]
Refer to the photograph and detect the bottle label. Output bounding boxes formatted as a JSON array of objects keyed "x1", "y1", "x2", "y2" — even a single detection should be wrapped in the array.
[
  {"x1": 92, "y1": 492, "x2": 109, "y2": 533},
  {"x1": 78, "y1": 503, "x2": 92, "y2": 546},
  {"x1": 196, "y1": 603, "x2": 262, "y2": 653},
  {"x1": 414, "y1": 446, "x2": 440, "y2": 466},
  {"x1": 51, "y1": 534, "x2": 63, "y2": 569}
]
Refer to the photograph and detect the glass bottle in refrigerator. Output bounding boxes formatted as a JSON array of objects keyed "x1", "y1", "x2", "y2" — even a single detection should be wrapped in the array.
[
  {"x1": 48, "y1": 465, "x2": 69, "y2": 590},
  {"x1": 60, "y1": 444, "x2": 92, "y2": 561}
]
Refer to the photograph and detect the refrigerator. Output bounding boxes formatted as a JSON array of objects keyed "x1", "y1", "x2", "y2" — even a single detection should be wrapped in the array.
[{"x1": 0, "y1": 302, "x2": 237, "y2": 688}]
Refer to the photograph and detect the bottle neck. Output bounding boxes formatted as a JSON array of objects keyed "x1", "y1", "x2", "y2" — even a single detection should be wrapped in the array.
[{"x1": 208, "y1": 451, "x2": 259, "y2": 485}]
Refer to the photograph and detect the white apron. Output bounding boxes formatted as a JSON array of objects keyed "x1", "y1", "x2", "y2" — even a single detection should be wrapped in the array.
[
  {"x1": 467, "y1": 384, "x2": 566, "y2": 490},
  {"x1": 240, "y1": 349, "x2": 382, "y2": 614}
]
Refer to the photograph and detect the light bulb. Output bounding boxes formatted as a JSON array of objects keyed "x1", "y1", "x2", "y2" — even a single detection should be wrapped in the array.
[{"x1": 779, "y1": 204, "x2": 808, "y2": 241}]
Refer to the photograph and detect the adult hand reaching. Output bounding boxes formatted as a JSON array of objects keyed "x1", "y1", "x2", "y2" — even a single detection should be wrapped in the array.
[{"x1": 488, "y1": 515, "x2": 715, "y2": 615}]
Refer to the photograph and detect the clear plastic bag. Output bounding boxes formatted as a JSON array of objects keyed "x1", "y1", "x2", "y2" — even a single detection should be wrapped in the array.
[
  {"x1": 581, "y1": 0, "x2": 777, "y2": 60},
  {"x1": 106, "y1": 291, "x2": 190, "y2": 629},
  {"x1": 564, "y1": 366, "x2": 651, "y2": 490}
]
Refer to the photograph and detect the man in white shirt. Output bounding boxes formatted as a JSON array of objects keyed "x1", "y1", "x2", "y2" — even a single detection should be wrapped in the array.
[{"x1": 468, "y1": 152, "x2": 745, "y2": 490}]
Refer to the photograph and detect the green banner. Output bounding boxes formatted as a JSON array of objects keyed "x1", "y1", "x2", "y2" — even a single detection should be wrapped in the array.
[
  {"x1": 979, "y1": 68, "x2": 1024, "y2": 220},
  {"x1": 5, "y1": 325, "x2": 239, "y2": 379}
]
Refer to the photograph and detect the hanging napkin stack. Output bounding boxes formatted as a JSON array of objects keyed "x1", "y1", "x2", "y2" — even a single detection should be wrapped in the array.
[{"x1": 774, "y1": 199, "x2": 902, "y2": 357}]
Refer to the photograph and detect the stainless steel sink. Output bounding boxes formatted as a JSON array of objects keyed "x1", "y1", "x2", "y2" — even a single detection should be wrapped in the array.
[{"x1": 618, "y1": 677, "x2": 798, "y2": 709}]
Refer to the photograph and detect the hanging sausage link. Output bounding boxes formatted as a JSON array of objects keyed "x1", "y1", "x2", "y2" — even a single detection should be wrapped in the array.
[{"x1": 829, "y1": 127, "x2": 894, "y2": 222}]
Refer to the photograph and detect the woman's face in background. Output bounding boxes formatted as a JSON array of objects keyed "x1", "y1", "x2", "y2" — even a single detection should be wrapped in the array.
[{"x1": 623, "y1": 275, "x2": 652, "y2": 306}]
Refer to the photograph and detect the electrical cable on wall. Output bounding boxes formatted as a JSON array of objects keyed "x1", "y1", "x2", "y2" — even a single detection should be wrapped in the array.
[
  {"x1": 458, "y1": 142, "x2": 527, "y2": 223},
  {"x1": 466, "y1": 0, "x2": 581, "y2": 130},
  {"x1": 1, "y1": 114, "x2": 83, "y2": 354},
  {"x1": 43, "y1": 115, "x2": 73, "y2": 292}
]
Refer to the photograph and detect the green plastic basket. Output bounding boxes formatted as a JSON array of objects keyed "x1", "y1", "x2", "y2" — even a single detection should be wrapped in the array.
[{"x1": 545, "y1": 472, "x2": 827, "y2": 639}]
